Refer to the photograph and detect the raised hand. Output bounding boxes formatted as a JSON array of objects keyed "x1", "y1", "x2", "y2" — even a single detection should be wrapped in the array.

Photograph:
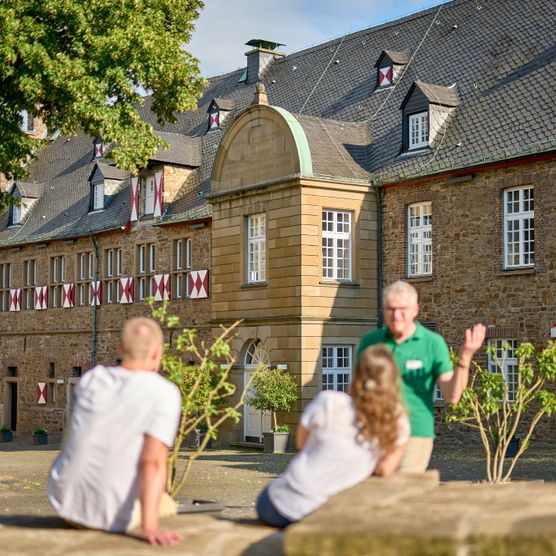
[{"x1": 462, "y1": 323, "x2": 487, "y2": 356}]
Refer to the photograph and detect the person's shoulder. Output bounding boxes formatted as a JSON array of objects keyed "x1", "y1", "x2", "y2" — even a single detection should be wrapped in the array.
[
  {"x1": 418, "y1": 323, "x2": 448, "y2": 345},
  {"x1": 360, "y1": 327, "x2": 388, "y2": 346},
  {"x1": 147, "y1": 373, "x2": 181, "y2": 400},
  {"x1": 313, "y1": 390, "x2": 352, "y2": 411}
]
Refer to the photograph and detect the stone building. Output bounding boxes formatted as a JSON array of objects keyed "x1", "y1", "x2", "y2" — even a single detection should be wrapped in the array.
[{"x1": 1, "y1": 0, "x2": 555, "y2": 440}]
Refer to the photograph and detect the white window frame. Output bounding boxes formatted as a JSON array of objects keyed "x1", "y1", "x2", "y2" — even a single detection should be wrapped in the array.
[
  {"x1": 145, "y1": 175, "x2": 155, "y2": 215},
  {"x1": 88, "y1": 253, "x2": 94, "y2": 280},
  {"x1": 407, "y1": 201, "x2": 432, "y2": 276},
  {"x1": 488, "y1": 339, "x2": 518, "y2": 403},
  {"x1": 92, "y1": 183, "x2": 104, "y2": 211},
  {"x1": 322, "y1": 345, "x2": 352, "y2": 392},
  {"x1": 322, "y1": 210, "x2": 352, "y2": 281},
  {"x1": 247, "y1": 214, "x2": 266, "y2": 283},
  {"x1": 106, "y1": 249, "x2": 113, "y2": 277},
  {"x1": 149, "y1": 244, "x2": 156, "y2": 273},
  {"x1": 116, "y1": 248, "x2": 122, "y2": 276},
  {"x1": 408, "y1": 111, "x2": 429, "y2": 150},
  {"x1": 503, "y1": 186, "x2": 534, "y2": 269},
  {"x1": 12, "y1": 202, "x2": 22, "y2": 225}
]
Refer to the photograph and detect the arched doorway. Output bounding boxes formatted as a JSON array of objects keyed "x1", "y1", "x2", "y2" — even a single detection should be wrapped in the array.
[{"x1": 243, "y1": 339, "x2": 272, "y2": 442}]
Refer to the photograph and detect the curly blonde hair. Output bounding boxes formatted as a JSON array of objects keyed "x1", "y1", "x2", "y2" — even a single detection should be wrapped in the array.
[{"x1": 350, "y1": 344, "x2": 404, "y2": 451}]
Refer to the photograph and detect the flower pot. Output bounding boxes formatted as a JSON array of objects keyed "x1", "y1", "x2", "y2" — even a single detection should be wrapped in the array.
[
  {"x1": 32, "y1": 434, "x2": 48, "y2": 445},
  {"x1": 263, "y1": 431, "x2": 289, "y2": 454},
  {"x1": 1, "y1": 431, "x2": 13, "y2": 442}
]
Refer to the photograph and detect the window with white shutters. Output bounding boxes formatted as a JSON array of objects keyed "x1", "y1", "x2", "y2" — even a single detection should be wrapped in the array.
[
  {"x1": 136, "y1": 243, "x2": 155, "y2": 300},
  {"x1": 104, "y1": 248, "x2": 123, "y2": 304},
  {"x1": 23, "y1": 259, "x2": 37, "y2": 310},
  {"x1": 503, "y1": 186, "x2": 534, "y2": 268},
  {"x1": 0, "y1": 263, "x2": 11, "y2": 312},
  {"x1": 144, "y1": 175, "x2": 155, "y2": 215},
  {"x1": 49, "y1": 256, "x2": 65, "y2": 308},
  {"x1": 76, "y1": 252, "x2": 94, "y2": 306},
  {"x1": 172, "y1": 238, "x2": 191, "y2": 298},
  {"x1": 407, "y1": 202, "x2": 432, "y2": 276}
]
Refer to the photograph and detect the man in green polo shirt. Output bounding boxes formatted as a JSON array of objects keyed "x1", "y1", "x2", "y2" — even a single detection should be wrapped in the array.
[{"x1": 357, "y1": 280, "x2": 486, "y2": 473}]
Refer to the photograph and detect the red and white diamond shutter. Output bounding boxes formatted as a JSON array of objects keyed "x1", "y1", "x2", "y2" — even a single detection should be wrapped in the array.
[
  {"x1": 153, "y1": 171, "x2": 164, "y2": 218},
  {"x1": 62, "y1": 284, "x2": 75, "y2": 308},
  {"x1": 130, "y1": 176, "x2": 140, "y2": 222},
  {"x1": 378, "y1": 66, "x2": 392, "y2": 86},
  {"x1": 209, "y1": 110, "x2": 219, "y2": 130},
  {"x1": 38, "y1": 382, "x2": 47, "y2": 404},
  {"x1": 89, "y1": 281, "x2": 102, "y2": 306},
  {"x1": 119, "y1": 277, "x2": 134, "y2": 304},
  {"x1": 152, "y1": 274, "x2": 170, "y2": 301},
  {"x1": 34, "y1": 286, "x2": 48, "y2": 310},
  {"x1": 188, "y1": 270, "x2": 209, "y2": 299},
  {"x1": 9, "y1": 288, "x2": 21, "y2": 311}
]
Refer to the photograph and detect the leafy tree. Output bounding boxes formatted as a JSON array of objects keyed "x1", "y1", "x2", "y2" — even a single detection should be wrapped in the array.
[
  {"x1": 0, "y1": 0, "x2": 205, "y2": 208},
  {"x1": 447, "y1": 341, "x2": 556, "y2": 483}
]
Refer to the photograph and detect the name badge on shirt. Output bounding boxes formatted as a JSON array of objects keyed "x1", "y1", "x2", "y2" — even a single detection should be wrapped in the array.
[{"x1": 406, "y1": 360, "x2": 423, "y2": 370}]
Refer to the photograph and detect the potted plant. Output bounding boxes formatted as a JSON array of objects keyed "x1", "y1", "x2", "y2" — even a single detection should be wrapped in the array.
[
  {"x1": 0, "y1": 426, "x2": 13, "y2": 442},
  {"x1": 32, "y1": 427, "x2": 48, "y2": 445},
  {"x1": 246, "y1": 366, "x2": 298, "y2": 453}
]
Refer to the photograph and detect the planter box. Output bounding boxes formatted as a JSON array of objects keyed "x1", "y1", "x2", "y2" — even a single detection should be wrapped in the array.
[
  {"x1": 32, "y1": 434, "x2": 48, "y2": 445},
  {"x1": 263, "y1": 431, "x2": 289, "y2": 454},
  {"x1": 1, "y1": 431, "x2": 13, "y2": 442}
]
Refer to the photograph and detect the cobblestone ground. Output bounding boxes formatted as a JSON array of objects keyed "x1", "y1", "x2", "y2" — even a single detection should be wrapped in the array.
[{"x1": 1, "y1": 437, "x2": 555, "y2": 523}]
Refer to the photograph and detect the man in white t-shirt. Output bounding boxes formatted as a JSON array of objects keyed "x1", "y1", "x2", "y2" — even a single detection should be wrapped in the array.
[{"x1": 48, "y1": 317, "x2": 182, "y2": 546}]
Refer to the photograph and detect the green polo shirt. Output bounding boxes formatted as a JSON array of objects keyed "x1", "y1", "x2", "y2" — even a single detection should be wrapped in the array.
[{"x1": 356, "y1": 322, "x2": 452, "y2": 438}]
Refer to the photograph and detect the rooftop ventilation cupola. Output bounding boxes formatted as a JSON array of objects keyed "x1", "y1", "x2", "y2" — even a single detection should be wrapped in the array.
[{"x1": 243, "y1": 39, "x2": 285, "y2": 85}]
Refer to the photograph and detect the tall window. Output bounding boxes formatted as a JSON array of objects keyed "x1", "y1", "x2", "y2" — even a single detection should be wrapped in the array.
[
  {"x1": 92, "y1": 183, "x2": 104, "y2": 211},
  {"x1": 49, "y1": 256, "x2": 65, "y2": 308},
  {"x1": 322, "y1": 346, "x2": 352, "y2": 392},
  {"x1": 0, "y1": 263, "x2": 11, "y2": 311},
  {"x1": 11, "y1": 202, "x2": 22, "y2": 225},
  {"x1": 504, "y1": 186, "x2": 534, "y2": 268},
  {"x1": 247, "y1": 214, "x2": 266, "y2": 283},
  {"x1": 76, "y1": 252, "x2": 94, "y2": 306},
  {"x1": 407, "y1": 202, "x2": 432, "y2": 276},
  {"x1": 23, "y1": 259, "x2": 37, "y2": 310},
  {"x1": 322, "y1": 210, "x2": 352, "y2": 281},
  {"x1": 144, "y1": 175, "x2": 155, "y2": 215},
  {"x1": 172, "y1": 238, "x2": 191, "y2": 298},
  {"x1": 104, "y1": 248, "x2": 122, "y2": 304},
  {"x1": 137, "y1": 243, "x2": 155, "y2": 300},
  {"x1": 408, "y1": 112, "x2": 429, "y2": 150},
  {"x1": 488, "y1": 340, "x2": 518, "y2": 402}
]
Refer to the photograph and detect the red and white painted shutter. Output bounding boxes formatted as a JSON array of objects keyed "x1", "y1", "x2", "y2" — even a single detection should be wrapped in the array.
[
  {"x1": 152, "y1": 273, "x2": 170, "y2": 301},
  {"x1": 9, "y1": 288, "x2": 21, "y2": 311},
  {"x1": 153, "y1": 171, "x2": 164, "y2": 217},
  {"x1": 209, "y1": 110, "x2": 220, "y2": 130},
  {"x1": 119, "y1": 277, "x2": 134, "y2": 304},
  {"x1": 94, "y1": 142, "x2": 103, "y2": 158},
  {"x1": 130, "y1": 176, "x2": 140, "y2": 222},
  {"x1": 378, "y1": 66, "x2": 392, "y2": 86},
  {"x1": 188, "y1": 270, "x2": 209, "y2": 299},
  {"x1": 89, "y1": 281, "x2": 102, "y2": 306},
  {"x1": 62, "y1": 284, "x2": 75, "y2": 308},
  {"x1": 38, "y1": 382, "x2": 47, "y2": 404},
  {"x1": 34, "y1": 286, "x2": 48, "y2": 310}
]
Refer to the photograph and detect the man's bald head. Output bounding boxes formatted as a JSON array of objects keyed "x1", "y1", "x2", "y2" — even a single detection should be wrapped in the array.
[{"x1": 119, "y1": 318, "x2": 164, "y2": 370}]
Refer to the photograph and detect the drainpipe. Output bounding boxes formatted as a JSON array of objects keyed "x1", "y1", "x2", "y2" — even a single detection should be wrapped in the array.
[
  {"x1": 373, "y1": 183, "x2": 383, "y2": 328},
  {"x1": 90, "y1": 233, "x2": 100, "y2": 366}
]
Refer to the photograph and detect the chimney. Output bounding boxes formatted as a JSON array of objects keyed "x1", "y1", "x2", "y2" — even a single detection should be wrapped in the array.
[
  {"x1": 244, "y1": 39, "x2": 285, "y2": 85},
  {"x1": 252, "y1": 82, "x2": 268, "y2": 106}
]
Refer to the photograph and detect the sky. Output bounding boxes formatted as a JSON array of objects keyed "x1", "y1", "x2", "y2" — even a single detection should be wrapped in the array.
[{"x1": 187, "y1": 0, "x2": 446, "y2": 78}]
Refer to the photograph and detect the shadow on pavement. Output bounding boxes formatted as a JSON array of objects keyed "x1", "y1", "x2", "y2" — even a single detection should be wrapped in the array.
[{"x1": 0, "y1": 515, "x2": 69, "y2": 528}]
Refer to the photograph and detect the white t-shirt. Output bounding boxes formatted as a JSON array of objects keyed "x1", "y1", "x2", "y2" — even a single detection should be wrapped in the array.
[
  {"x1": 268, "y1": 390, "x2": 409, "y2": 521},
  {"x1": 48, "y1": 365, "x2": 181, "y2": 532}
]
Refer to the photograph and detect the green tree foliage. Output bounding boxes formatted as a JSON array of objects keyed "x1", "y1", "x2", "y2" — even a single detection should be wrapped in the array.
[
  {"x1": 246, "y1": 367, "x2": 298, "y2": 431},
  {"x1": 0, "y1": 0, "x2": 205, "y2": 208},
  {"x1": 447, "y1": 341, "x2": 556, "y2": 483}
]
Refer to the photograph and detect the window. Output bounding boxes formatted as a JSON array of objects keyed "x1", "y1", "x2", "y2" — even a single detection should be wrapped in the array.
[
  {"x1": 503, "y1": 186, "x2": 534, "y2": 268},
  {"x1": 92, "y1": 183, "x2": 104, "y2": 211},
  {"x1": 247, "y1": 214, "x2": 266, "y2": 283},
  {"x1": 488, "y1": 340, "x2": 518, "y2": 402},
  {"x1": 104, "y1": 248, "x2": 123, "y2": 304},
  {"x1": 322, "y1": 210, "x2": 352, "y2": 281},
  {"x1": 144, "y1": 175, "x2": 155, "y2": 215},
  {"x1": 322, "y1": 346, "x2": 352, "y2": 392},
  {"x1": 0, "y1": 263, "x2": 11, "y2": 311},
  {"x1": 172, "y1": 239, "x2": 191, "y2": 298},
  {"x1": 136, "y1": 243, "x2": 155, "y2": 300},
  {"x1": 49, "y1": 256, "x2": 65, "y2": 308},
  {"x1": 19, "y1": 110, "x2": 34, "y2": 132},
  {"x1": 407, "y1": 202, "x2": 432, "y2": 276},
  {"x1": 76, "y1": 252, "x2": 94, "y2": 306},
  {"x1": 23, "y1": 259, "x2": 37, "y2": 310},
  {"x1": 11, "y1": 202, "x2": 22, "y2": 225},
  {"x1": 408, "y1": 112, "x2": 429, "y2": 150}
]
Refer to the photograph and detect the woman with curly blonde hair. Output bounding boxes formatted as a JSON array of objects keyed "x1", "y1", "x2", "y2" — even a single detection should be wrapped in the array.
[{"x1": 256, "y1": 345, "x2": 409, "y2": 527}]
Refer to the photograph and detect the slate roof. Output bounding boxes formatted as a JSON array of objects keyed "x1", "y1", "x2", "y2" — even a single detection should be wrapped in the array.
[
  {"x1": 12, "y1": 182, "x2": 45, "y2": 198},
  {"x1": 152, "y1": 132, "x2": 202, "y2": 167},
  {"x1": 1, "y1": 0, "x2": 555, "y2": 246},
  {"x1": 402, "y1": 80, "x2": 460, "y2": 108},
  {"x1": 375, "y1": 50, "x2": 410, "y2": 67}
]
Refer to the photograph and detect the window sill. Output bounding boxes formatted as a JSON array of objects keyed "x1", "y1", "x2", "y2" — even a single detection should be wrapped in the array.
[
  {"x1": 319, "y1": 280, "x2": 360, "y2": 288},
  {"x1": 400, "y1": 148, "x2": 429, "y2": 157},
  {"x1": 374, "y1": 85, "x2": 394, "y2": 93},
  {"x1": 434, "y1": 399, "x2": 445, "y2": 408},
  {"x1": 499, "y1": 267, "x2": 535, "y2": 276},
  {"x1": 406, "y1": 274, "x2": 433, "y2": 283},
  {"x1": 241, "y1": 282, "x2": 268, "y2": 289}
]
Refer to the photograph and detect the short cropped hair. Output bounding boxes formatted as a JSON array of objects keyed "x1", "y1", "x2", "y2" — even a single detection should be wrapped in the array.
[
  {"x1": 382, "y1": 280, "x2": 418, "y2": 306},
  {"x1": 120, "y1": 317, "x2": 164, "y2": 361}
]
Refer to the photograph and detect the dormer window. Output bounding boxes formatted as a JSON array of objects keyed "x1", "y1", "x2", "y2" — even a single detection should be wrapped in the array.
[
  {"x1": 8, "y1": 182, "x2": 43, "y2": 226},
  {"x1": 374, "y1": 50, "x2": 408, "y2": 90},
  {"x1": 88, "y1": 162, "x2": 128, "y2": 213},
  {"x1": 19, "y1": 110, "x2": 35, "y2": 133},
  {"x1": 400, "y1": 81, "x2": 459, "y2": 153},
  {"x1": 92, "y1": 182, "x2": 105, "y2": 210},
  {"x1": 11, "y1": 201, "x2": 22, "y2": 225},
  {"x1": 207, "y1": 98, "x2": 235, "y2": 132}
]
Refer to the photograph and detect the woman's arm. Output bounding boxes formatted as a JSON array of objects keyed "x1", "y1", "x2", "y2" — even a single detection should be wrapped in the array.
[
  {"x1": 295, "y1": 424, "x2": 310, "y2": 450},
  {"x1": 373, "y1": 443, "x2": 407, "y2": 477}
]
